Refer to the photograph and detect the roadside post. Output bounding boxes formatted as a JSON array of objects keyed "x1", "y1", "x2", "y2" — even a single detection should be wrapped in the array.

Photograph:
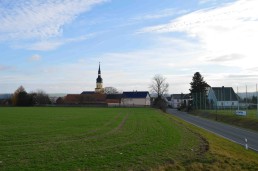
[{"x1": 245, "y1": 138, "x2": 248, "y2": 150}]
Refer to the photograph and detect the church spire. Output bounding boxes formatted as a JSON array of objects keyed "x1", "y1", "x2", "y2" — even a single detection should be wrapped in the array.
[
  {"x1": 98, "y1": 62, "x2": 101, "y2": 75},
  {"x1": 95, "y1": 62, "x2": 104, "y2": 93},
  {"x1": 96, "y1": 62, "x2": 103, "y2": 83}
]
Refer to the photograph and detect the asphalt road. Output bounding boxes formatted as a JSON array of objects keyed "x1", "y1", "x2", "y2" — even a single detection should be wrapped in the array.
[{"x1": 167, "y1": 109, "x2": 258, "y2": 152}]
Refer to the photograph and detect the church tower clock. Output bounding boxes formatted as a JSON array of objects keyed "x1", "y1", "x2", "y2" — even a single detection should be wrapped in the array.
[{"x1": 95, "y1": 63, "x2": 104, "y2": 93}]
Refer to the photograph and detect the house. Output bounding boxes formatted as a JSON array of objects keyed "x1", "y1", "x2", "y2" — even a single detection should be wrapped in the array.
[
  {"x1": 0, "y1": 94, "x2": 12, "y2": 106},
  {"x1": 207, "y1": 87, "x2": 239, "y2": 109},
  {"x1": 63, "y1": 94, "x2": 107, "y2": 105},
  {"x1": 170, "y1": 93, "x2": 191, "y2": 109},
  {"x1": 106, "y1": 94, "x2": 123, "y2": 106},
  {"x1": 121, "y1": 91, "x2": 151, "y2": 106},
  {"x1": 81, "y1": 91, "x2": 95, "y2": 95},
  {"x1": 165, "y1": 96, "x2": 172, "y2": 107}
]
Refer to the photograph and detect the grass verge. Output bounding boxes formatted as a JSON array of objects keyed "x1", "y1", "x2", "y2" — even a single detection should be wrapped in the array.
[
  {"x1": 167, "y1": 113, "x2": 258, "y2": 171},
  {"x1": 189, "y1": 110, "x2": 258, "y2": 132}
]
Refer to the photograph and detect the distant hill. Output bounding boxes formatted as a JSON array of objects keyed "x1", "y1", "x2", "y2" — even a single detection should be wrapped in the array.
[
  {"x1": 237, "y1": 92, "x2": 258, "y2": 99},
  {"x1": 0, "y1": 94, "x2": 12, "y2": 100}
]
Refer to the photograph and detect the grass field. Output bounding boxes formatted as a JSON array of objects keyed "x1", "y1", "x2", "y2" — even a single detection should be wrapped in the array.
[
  {"x1": 0, "y1": 107, "x2": 202, "y2": 171},
  {"x1": 1, "y1": 107, "x2": 258, "y2": 171}
]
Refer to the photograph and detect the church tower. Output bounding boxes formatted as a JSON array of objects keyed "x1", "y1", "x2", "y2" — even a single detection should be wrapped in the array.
[{"x1": 95, "y1": 63, "x2": 104, "y2": 93}]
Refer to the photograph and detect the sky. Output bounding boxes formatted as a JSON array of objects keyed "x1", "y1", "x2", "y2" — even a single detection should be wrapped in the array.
[{"x1": 1, "y1": 0, "x2": 258, "y2": 94}]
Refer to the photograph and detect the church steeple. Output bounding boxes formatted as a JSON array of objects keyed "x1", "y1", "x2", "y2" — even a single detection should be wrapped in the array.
[
  {"x1": 98, "y1": 62, "x2": 101, "y2": 75},
  {"x1": 96, "y1": 62, "x2": 103, "y2": 83},
  {"x1": 95, "y1": 62, "x2": 104, "y2": 93}
]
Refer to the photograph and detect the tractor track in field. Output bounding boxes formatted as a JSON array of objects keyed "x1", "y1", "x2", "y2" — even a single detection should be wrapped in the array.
[
  {"x1": 83, "y1": 113, "x2": 121, "y2": 134},
  {"x1": 0, "y1": 113, "x2": 129, "y2": 148}
]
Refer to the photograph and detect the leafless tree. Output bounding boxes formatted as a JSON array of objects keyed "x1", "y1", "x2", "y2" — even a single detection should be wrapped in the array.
[
  {"x1": 149, "y1": 74, "x2": 169, "y2": 98},
  {"x1": 104, "y1": 87, "x2": 119, "y2": 94},
  {"x1": 31, "y1": 90, "x2": 50, "y2": 105}
]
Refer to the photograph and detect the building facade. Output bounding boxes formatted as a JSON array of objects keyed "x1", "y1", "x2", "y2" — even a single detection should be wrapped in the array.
[
  {"x1": 170, "y1": 94, "x2": 191, "y2": 109},
  {"x1": 207, "y1": 87, "x2": 239, "y2": 109},
  {"x1": 121, "y1": 91, "x2": 151, "y2": 106}
]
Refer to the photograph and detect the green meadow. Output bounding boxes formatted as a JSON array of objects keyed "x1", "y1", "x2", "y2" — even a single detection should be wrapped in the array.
[
  {"x1": 1, "y1": 107, "x2": 258, "y2": 171},
  {"x1": 0, "y1": 107, "x2": 201, "y2": 170}
]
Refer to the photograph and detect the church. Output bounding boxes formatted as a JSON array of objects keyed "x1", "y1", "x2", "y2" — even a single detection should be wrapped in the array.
[
  {"x1": 81, "y1": 63, "x2": 105, "y2": 95},
  {"x1": 62, "y1": 63, "x2": 109, "y2": 106},
  {"x1": 60, "y1": 63, "x2": 150, "y2": 106},
  {"x1": 95, "y1": 63, "x2": 104, "y2": 93}
]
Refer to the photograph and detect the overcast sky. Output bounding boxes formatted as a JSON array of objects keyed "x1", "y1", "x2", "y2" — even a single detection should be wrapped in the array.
[{"x1": 1, "y1": 0, "x2": 258, "y2": 94}]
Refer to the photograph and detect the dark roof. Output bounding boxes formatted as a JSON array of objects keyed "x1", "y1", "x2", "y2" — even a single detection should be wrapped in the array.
[
  {"x1": 183, "y1": 94, "x2": 190, "y2": 99},
  {"x1": 171, "y1": 94, "x2": 190, "y2": 99},
  {"x1": 166, "y1": 97, "x2": 172, "y2": 101},
  {"x1": 98, "y1": 63, "x2": 101, "y2": 75},
  {"x1": 96, "y1": 63, "x2": 103, "y2": 83},
  {"x1": 96, "y1": 75, "x2": 103, "y2": 83},
  {"x1": 211, "y1": 87, "x2": 238, "y2": 101},
  {"x1": 122, "y1": 91, "x2": 149, "y2": 98},
  {"x1": 81, "y1": 91, "x2": 95, "y2": 95},
  {"x1": 106, "y1": 94, "x2": 123, "y2": 99}
]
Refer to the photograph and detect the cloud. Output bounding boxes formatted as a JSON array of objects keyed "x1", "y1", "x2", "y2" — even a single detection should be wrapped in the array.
[
  {"x1": 0, "y1": 0, "x2": 107, "y2": 41},
  {"x1": 132, "y1": 0, "x2": 258, "y2": 92},
  {"x1": 0, "y1": 65, "x2": 13, "y2": 71},
  {"x1": 14, "y1": 34, "x2": 95, "y2": 51},
  {"x1": 133, "y1": 8, "x2": 188, "y2": 21},
  {"x1": 29, "y1": 54, "x2": 41, "y2": 61},
  {"x1": 199, "y1": 0, "x2": 219, "y2": 4},
  {"x1": 94, "y1": 36, "x2": 209, "y2": 93},
  {"x1": 207, "y1": 54, "x2": 244, "y2": 62},
  {"x1": 26, "y1": 41, "x2": 63, "y2": 51},
  {"x1": 139, "y1": 0, "x2": 258, "y2": 69}
]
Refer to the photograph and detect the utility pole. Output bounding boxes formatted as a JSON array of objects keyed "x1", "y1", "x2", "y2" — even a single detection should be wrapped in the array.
[
  {"x1": 237, "y1": 86, "x2": 240, "y2": 111},
  {"x1": 257, "y1": 84, "x2": 258, "y2": 118}
]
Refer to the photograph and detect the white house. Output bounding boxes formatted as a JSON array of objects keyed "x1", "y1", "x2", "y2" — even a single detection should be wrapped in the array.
[
  {"x1": 170, "y1": 94, "x2": 191, "y2": 109},
  {"x1": 121, "y1": 91, "x2": 151, "y2": 106},
  {"x1": 207, "y1": 87, "x2": 239, "y2": 109}
]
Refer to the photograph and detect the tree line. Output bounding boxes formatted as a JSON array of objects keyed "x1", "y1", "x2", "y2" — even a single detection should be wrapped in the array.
[
  {"x1": 11, "y1": 86, "x2": 51, "y2": 106},
  {"x1": 2, "y1": 72, "x2": 210, "y2": 108}
]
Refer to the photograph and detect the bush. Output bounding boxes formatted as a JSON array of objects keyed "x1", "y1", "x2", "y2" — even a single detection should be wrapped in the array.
[{"x1": 152, "y1": 97, "x2": 167, "y2": 112}]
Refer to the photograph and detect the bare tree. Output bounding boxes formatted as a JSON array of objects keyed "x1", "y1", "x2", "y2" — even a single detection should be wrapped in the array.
[
  {"x1": 31, "y1": 90, "x2": 51, "y2": 105},
  {"x1": 149, "y1": 74, "x2": 169, "y2": 98},
  {"x1": 104, "y1": 87, "x2": 119, "y2": 94}
]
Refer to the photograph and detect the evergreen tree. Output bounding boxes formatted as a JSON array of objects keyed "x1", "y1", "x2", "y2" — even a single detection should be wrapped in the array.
[{"x1": 189, "y1": 72, "x2": 210, "y2": 109}]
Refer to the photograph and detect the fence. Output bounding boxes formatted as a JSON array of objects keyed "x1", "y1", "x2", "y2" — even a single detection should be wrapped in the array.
[{"x1": 191, "y1": 84, "x2": 258, "y2": 112}]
